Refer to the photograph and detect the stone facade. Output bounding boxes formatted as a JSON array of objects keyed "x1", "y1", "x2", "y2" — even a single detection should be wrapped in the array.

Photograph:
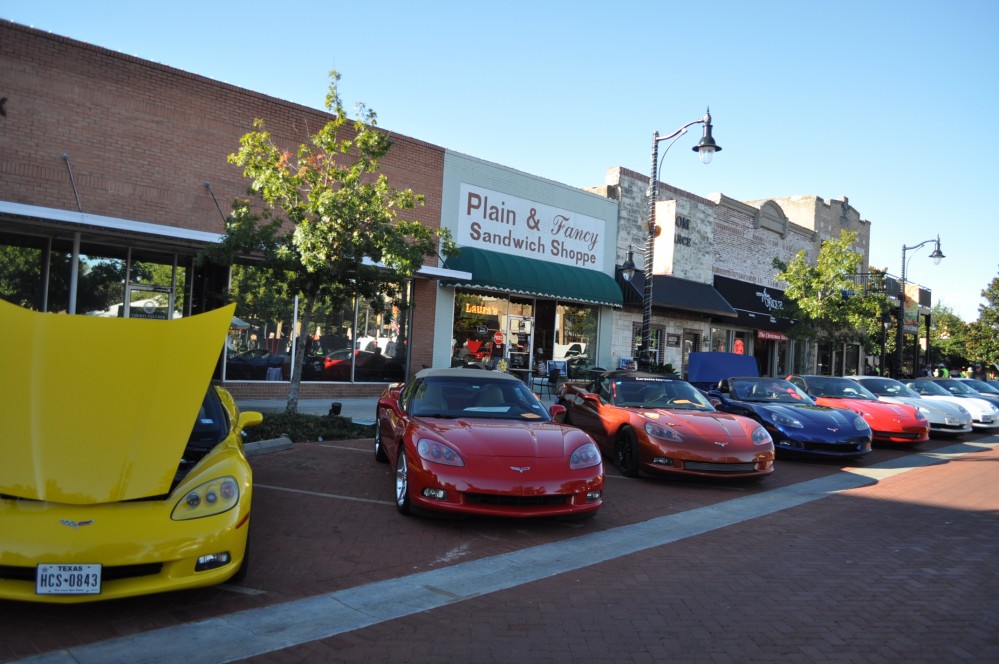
[{"x1": 590, "y1": 167, "x2": 871, "y2": 374}]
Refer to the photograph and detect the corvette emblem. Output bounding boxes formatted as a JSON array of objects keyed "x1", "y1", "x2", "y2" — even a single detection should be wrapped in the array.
[
  {"x1": 827, "y1": 427, "x2": 839, "y2": 432},
  {"x1": 510, "y1": 466, "x2": 531, "y2": 473},
  {"x1": 713, "y1": 441, "x2": 728, "y2": 447},
  {"x1": 60, "y1": 519, "x2": 94, "y2": 530}
]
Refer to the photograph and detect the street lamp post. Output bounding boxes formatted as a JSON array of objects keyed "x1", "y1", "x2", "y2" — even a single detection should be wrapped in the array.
[
  {"x1": 895, "y1": 236, "x2": 944, "y2": 377},
  {"x1": 638, "y1": 110, "x2": 721, "y2": 369},
  {"x1": 880, "y1": 311, "x2": 891, "y2": 376}
]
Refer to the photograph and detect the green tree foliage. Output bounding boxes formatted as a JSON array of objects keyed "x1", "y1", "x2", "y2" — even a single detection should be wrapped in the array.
[
  {"x1": 219, "y1": 71, "x2": 454, "y2": 413},
  {"x1": 773, "y1": 230, "x2": 884, "y2": 351},
  {"x1": 928, "y1": 302, "x2": 968, "y2": 371},
  {"x1": 965, "y1": 268, "x2": 999, "y2": 370}
]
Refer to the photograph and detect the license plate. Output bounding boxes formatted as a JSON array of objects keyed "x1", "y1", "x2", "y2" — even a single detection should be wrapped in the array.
[
  {"x1": 944, "y1": 418, "x2": 962, "y2": 426},
  {"x1": 982, "y1": 416, "x2": 994, "y2": 423},
  {"x1": 36, "y1": 564, "x2": 102, "y2": 595}
]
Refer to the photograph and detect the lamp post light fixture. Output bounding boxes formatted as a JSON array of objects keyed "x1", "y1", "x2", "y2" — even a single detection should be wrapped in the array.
[
  {"x1": 639, "y1": 110, "x2": 721, "y2": 369},
  {"x1": 621, "y1": 249, "x2": 637, "y2": 282},
  {"x1": 895, "y1": 236, "x2": 944, "y2": 377}
]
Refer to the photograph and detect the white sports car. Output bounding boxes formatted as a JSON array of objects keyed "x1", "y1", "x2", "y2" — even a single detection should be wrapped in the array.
[
  {"x1": 851, "y1": 376, "x2": 972, "y2": 436},
  {"x1": 900, "y1": 379, "x2": 999, "y2": 431}
]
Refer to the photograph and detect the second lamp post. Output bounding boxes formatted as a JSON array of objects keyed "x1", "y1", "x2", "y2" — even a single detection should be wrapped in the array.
[{"x1": 635, "y1": 109, "x2": 721, "y2": 369}]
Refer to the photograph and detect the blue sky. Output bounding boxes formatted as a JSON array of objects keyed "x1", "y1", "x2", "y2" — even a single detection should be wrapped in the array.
[{"x1": 5, "y1": 1, "x2": 998, "y2": 321}]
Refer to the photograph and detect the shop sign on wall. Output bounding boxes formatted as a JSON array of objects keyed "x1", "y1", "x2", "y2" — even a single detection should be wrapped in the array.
[{"x1": 457, "y1": 183, "x2": 606, "y2": 271}]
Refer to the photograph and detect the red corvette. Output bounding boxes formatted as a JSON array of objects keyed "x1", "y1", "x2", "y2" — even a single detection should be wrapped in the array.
[
  {"x1": 786, "y1": 375, "x2": 929, "y2": 444},
  {"x1": 557, "y1": 371, "x2": 775, "y2": 479},
  {"x1": 375, "y1": 368, "x2": 604, "y2": 519}
]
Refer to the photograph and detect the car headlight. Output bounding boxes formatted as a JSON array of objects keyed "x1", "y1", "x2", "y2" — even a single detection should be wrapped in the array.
[
  {"x1": 417, "y1": 439, "x2": 464, "y2": 466},
  {"x1": 853, "y1": 416, "x2": 870, "y2": 431},
  {"x1": 751, "y1": 427, "x2": 773, "y2": 446},
  {"x1": 645, "y1": 422, "x2": 682, "y2": 442},
  {"x1": 770, "y1": 411, "x2": 803, "y2": 429},
  {"x1": 172, "y1": 476, "x2": 240, "y2": 521},
  {"x1": 570, "y1": 442, "x2": 602, "y2": 470}
]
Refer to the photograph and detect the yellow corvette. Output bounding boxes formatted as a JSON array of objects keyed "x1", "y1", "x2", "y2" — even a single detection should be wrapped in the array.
[{"x1": 0, "y1": 300, "x2": 263, "y2": 603}]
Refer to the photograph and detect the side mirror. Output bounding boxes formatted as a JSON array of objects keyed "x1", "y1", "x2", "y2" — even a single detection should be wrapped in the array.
[
  {"x1": 581, "y1": 393, "x2": 602, "y2": 407},
  {"x1": 378, "y1": 395, "x2": 402, "y2": 415},
  {"x1": 706, "y1": 390, "x2": 726, "y2": 407},
  {"x1": 548, "y1": 403, "x2": 567, "y2": 422},
  {"x1": 238, "y1": 410, "x2": 264, "y2": 429}
]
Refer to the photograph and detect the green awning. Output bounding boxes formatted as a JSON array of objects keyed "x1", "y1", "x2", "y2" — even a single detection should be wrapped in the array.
[{"x1": 443, "y1": 247, "x2": 623, "y2": 307}]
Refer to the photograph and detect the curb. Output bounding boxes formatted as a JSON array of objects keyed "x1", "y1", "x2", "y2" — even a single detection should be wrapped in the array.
[{"x1": 244, "y1": 436, "x2": 294, "y2": 457}]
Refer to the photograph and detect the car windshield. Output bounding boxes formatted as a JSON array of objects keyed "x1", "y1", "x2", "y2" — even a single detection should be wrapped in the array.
[
  {"x1": 805, "y1": 377, "x2": 878, "y2": 400},
  {"x1": 611, "y1": 377, "x2": 714, "y2": 411},
  {"x1": 730, "y1": 378, "x2": 814, "y2": 404},
  {"x1": 409, "y1": 376, "x2": 550, "y2": 421},
  {"x1": 908, "y1": 380, "x2": 950, "y2": 396},
  {"x1": 859, "y1": 377, "x2": 918, "y2": 398},
  {"x1": 935, "y1": 379, "x2": 979, "y2": 395},
  {"x1": 962, "y1": 379, "x2": 999, "y2": 394}
]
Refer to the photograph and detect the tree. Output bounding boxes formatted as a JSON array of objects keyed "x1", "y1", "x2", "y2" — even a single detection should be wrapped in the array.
[
  {"x1": 928, "y1": 302, "x2": 968, "y2": 371},
  {"x1": 773, "y1": 229, "x2": 884, "y2": 353},
  {"x1": 965, "y1": 267, "x2": 999, "y2": 370},
  {"x1": 221, "y1": 71, "x2": 454, "y2": 413}
]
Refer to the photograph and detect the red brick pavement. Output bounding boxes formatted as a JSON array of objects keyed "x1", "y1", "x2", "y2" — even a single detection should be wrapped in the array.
[
  {"x1": 2, "y1": 439, "x2": 996, "y2": 663},
  {"x1": 240, "y1": 443, "x2": 999, "y2": 663}
]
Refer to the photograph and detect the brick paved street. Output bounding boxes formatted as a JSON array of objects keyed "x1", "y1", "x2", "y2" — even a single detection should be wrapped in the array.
[{"x1": 3, "y1": 435, "x2": 997, "y2": 664}]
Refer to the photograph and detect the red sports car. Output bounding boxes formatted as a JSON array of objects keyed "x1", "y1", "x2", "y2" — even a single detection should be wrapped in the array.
[
  {"x1": 374, "y1": 368, "x2": 604, "y2": 520},
  {"x1": 557, "y1": 371, "x2": 775, "y2": 479},
  {"x1": 786, "y1": 375, "x2": 929, "y2": 444}
]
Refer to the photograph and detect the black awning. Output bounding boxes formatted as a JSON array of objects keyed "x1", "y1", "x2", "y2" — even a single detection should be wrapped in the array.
[
  {"x1": 443, "y1": 247, "x2": 623, "y2": 307},
  {"x1": 619, "y1": 271, "x2": 737, "y2": 318}
]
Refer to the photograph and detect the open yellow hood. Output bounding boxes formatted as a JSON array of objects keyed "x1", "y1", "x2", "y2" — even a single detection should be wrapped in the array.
[{"x1": 1, "y1": 300, "x2": 236, "y2": 505}]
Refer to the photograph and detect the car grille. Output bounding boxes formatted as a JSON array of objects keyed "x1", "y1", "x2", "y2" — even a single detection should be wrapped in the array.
[
  {"x1": 801, "y1": 440, "x2": 867, "y2": 453},
  {"x1": 465, "y1": 493, "x2": 570, "y2": 507},
  {"x1": 682, "y1": 461, "x2": 758, "y2": 473},
  {"x1": 872, "y1": 429, "x2": 926, "y2": 439},
  {"x1": 0, "y1": 563, "x2": 163, "y2": 582}
]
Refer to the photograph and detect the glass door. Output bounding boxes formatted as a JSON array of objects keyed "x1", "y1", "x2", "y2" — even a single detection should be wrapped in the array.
[{"x1": 506, "y1": 315, "x2": 533, "y2": 372}]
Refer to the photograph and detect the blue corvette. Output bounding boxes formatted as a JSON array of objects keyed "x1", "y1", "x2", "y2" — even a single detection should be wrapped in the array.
[{"x1": 708, "y1": 377, "x2": 873, "y2": 459}]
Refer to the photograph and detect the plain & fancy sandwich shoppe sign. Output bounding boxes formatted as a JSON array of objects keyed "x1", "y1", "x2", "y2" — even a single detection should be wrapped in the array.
[{"x1": 457, "y1": 183, "x2": 607, "y2": 271}]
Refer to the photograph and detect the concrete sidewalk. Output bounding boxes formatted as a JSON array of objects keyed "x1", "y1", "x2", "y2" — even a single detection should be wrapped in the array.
[
  {"x1": 236, "y1": 397, "x2": 380, "y2": 425},
  {"x1": 237, "y1": 393, "x2": 561, "y2": 427}
]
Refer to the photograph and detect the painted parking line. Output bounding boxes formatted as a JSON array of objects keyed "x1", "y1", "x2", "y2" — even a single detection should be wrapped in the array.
[
  {"x1": 19, "y1": 440, "x2": 996, "y2": 664},
  {"x1": 254, "y1": 483, "x2": 395, "y2": 506}
]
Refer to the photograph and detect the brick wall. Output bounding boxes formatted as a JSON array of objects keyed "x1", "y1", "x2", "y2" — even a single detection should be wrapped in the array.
[
  {"x1": 0, "y1": 21, "x2": 444, "y2": 238},
  {"x1": 1, "y1": 21, "x2": 449, "y2": 396}
]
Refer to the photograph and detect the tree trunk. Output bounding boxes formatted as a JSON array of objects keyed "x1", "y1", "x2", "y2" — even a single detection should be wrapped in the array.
[{"x1": 285, "y1": 293, "x2": 315, "y2": 415}]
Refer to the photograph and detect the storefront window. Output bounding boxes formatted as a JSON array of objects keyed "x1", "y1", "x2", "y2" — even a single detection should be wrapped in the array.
[
  {"x1": 450, "y1": 290, "x2": 599, "y2": 380},
  {"x1": 710, "y1": 327, "x2": 729, "y2": 353},
  {"x1": 453, "y1": 291, "x2": 507, "y2": 366},
  {"x1": 225, "y1": 264, "x2": 411, "y2": 382},
  {"x1": 556, "y1": 303, "x2": 598, "y2": 377},
  {"x1": 775, "y1": 340, "x2": 788, "y2": 377},
  {"x1": 732, "y1": 331, "x2": 751, "y2": 356},
  {"x1": 630, "y1": 323, "x2": 663, "y2": 366},
  {"x1": 0, "y1": 233, "x2": 195, "y2": 320}
]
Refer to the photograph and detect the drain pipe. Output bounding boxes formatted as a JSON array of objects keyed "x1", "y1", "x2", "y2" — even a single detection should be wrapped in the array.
[{"x1": 62, "y1": 153, "x2": 83, "y2": 212}]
